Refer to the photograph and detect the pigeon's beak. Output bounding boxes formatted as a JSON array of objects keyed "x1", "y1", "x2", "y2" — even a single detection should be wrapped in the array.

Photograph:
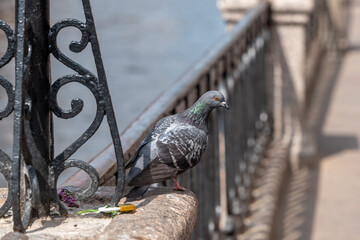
[{"x1": 221, "y1": 101, "x2": 230, "y2": 109}]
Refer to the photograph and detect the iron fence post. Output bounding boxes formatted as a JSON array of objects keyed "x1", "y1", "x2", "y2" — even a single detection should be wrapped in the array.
[
  {"x1": 26, "y1": 0, "x2": 52, "y2": 216},
  {"x1": 12, "y1": 0, "x2": 52, "y2": 231}
]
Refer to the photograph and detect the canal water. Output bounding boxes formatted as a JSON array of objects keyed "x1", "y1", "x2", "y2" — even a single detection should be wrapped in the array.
[{"x1": 0, "y1": 0, "x2": 226, "y2": 186}]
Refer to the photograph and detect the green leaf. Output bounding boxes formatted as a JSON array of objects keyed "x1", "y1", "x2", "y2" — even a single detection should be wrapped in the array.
[
  {"x1": 77, "y1": 209, "x2": 100, "y2": 214},
  {"x1": 111, "y1": 211, "x2": 118, "y2": 218}
]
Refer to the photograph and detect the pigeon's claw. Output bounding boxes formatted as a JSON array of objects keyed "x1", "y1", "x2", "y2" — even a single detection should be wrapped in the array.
[{"x1": 173, "y1": 178, "x2": 185, "y2": 191}]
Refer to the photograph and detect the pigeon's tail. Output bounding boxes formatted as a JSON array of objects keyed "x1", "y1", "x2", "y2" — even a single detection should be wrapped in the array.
[{"x1": 125, "y1": 185, "x2": 150, "y2": 200}]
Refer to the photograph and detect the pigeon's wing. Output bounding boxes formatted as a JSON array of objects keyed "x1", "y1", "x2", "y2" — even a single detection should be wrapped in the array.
[
  {"x1": 125, "y1": 115, "x2": 176, "y2": 169},
  {"x1": 126, "y1": 157, "x2": 178, "y2": 186},
  {"x1": 157, "y1": 124, "x2": 208, "y2": 171},
  {"x1": 125, "y1": 140, "x2": 158, "y2": 184},
  {"x1": 127, "y1": 124, "x2": 207, "y2": 186}
]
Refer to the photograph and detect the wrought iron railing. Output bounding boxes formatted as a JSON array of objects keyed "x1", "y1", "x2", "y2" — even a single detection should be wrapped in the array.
[
  {"x1": 214, "y1": 1, "x2": 348, "y2": 239},
  {"x1": 1, "y1": 0, "x2": 273, "y2": 237},
  {"x1": 65, "y1": 2, "x2": 272, "y2": 239},
  {"x1": 0, "y1": 0, "x2": 125, "y2": 232}
]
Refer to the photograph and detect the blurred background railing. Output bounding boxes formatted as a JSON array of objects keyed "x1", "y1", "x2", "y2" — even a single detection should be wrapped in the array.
[
  {"x1": 219, "y1": 0, "x2": 348, "y2": 168},
  {"x1": 218, "y1": 0, "x2": 349, "y2": 239}
]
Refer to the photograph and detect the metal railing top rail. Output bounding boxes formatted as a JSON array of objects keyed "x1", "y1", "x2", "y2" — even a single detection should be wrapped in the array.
[{"x1": 62, "y1": 1, "x2": 271, "y2": 188}]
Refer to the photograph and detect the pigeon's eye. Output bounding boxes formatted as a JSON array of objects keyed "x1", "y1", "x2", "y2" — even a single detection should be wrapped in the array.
[{"x1": 214, "y1": 96, "x2": 219, "y2": 101}]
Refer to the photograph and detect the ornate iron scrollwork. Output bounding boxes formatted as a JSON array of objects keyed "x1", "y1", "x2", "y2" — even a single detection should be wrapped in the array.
[
  {"x1": 0, "y1": 20, "x2": 15, "y2": 218},
  {"x1": 0, "y1": 0, "x2": 125, "y2": 232},
  {"x1": 0, "y1": 20, "x2": 15, "y2": 68},
  {"x1": 0, "y1": 20, "x2": 15, "y2": 121},
  {"x1": 48, "y1": 0, "x2": 125, "y2": 205}
]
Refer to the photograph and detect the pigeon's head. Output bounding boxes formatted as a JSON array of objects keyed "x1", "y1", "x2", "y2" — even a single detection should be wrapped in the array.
[
  {"x1": 187, "y1": 90, "x2": 229, "y2": 124},
  {"x1": 199, "y1": 90, "x2": 229, "y2": 110}
]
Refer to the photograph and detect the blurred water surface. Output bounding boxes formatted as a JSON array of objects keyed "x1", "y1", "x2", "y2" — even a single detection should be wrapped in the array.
[{"x1": 0, "y1": 0, "x2": 225, "y2": 185}]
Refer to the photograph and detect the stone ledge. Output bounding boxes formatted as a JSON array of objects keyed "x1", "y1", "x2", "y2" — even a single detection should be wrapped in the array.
[
  {"x1": 1, "y1": 187, "x2": 198, "y2": 240},
  {"x1": 103, "y1": 187, "x2": 198, "y2": 240}
]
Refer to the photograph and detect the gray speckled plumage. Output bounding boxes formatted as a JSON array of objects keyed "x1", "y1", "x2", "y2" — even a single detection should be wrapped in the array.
[{"x1": 124, "y1": 91, "x2": 229, "y2": 199}]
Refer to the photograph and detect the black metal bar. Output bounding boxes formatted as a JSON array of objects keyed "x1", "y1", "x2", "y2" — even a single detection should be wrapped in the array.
[
  {"x1": 11, "y1": 0, "x2": 51, "y2": 231},
  {"x1": 12, "y1": 0, "x2": 28, "y2": 232},
  {"x1": 80, "y1": 0, "x2": 125, "y2": 205},
  {"x1": 25, "y1": 0, "x2": 52, "y2": 216}
]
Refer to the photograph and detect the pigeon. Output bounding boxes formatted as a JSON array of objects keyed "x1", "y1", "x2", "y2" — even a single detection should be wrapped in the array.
[{"x1": 124, "y1": 90, "x2": 229, "y2": 199}]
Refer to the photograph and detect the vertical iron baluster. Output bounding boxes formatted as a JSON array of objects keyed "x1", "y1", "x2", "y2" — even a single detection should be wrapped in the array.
[
  {"x1": 81, "y1": 0, "x2": 125, "y2": 206},
  {"x1": 12, "y1": 0, "x2": 27, "y2": 231},
  {"x1": 26, "y1": 0, "x2": 52, "y2": 215}
]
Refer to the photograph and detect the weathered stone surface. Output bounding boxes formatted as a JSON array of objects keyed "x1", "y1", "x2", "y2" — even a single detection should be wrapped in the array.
[
  {"x1": 101, "y1": 187, "x2": 198, "y2": 240},
  {"x1": 1, "y1": 232, "x2": 28, "y2": 240},
  {"x1": 0, "y1": 187, "x2": 198, "y2": 240}
]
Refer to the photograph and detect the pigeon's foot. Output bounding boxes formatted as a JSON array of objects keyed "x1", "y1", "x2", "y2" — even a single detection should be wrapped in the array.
[{"x1": 173, "y1": 178, "x2": 185, "y2": 191}]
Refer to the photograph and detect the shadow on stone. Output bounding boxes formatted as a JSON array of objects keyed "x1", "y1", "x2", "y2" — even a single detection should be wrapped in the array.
[{"x1": 319, "y1": 134, "x2": 359, "y2": 158}]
